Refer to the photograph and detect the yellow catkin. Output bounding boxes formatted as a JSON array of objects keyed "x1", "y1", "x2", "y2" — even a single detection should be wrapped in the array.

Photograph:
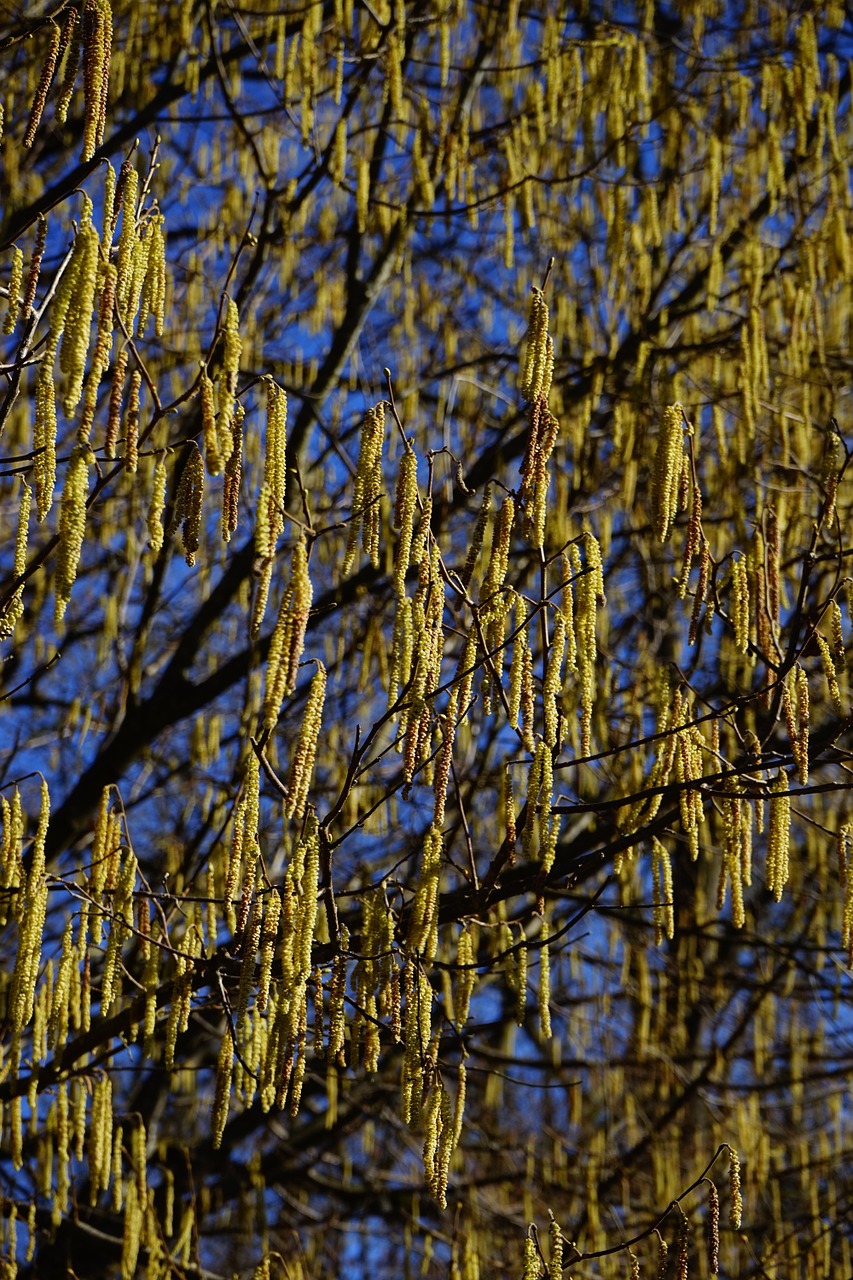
[
  {"x1": 115, "y1": 163, "x2": 139, "y2": 320},
  {"x1": 55, "y1": 445, "x2": 93, "y2": 623},
  {"x1": 543, "y1": 609, "x2": 566, "y2": 749},
  {"x1": 652, "y1": 404, "x2": 684, "y2": 542},
  {"x1": 0, "y1": 481, "x2": 32, "y2": 641},
  {"x1": 78, "y1": 261, "x2": 116, "y2": 441},
  {"x1": 3, "y1": 246, "x2": 23, "y2": 334},
  {"x1": 59, "y1": 219, "x2": 101, "y2": 417},
  {"x1": 10, "y1": 779, "x2": 50, "y2": 1031},
  {"x1": 34, "y1": 362, "x2": 58, "y2": 520},
  {"x1": 728, "y1": 1147, "x2": 743, "y2": 1230},
  {"x1": 81, "y1": 0, "x2": 113, "y2": 162},
  {"x1": 576, "y1": 532, "x2": 604, "y2": 756},
  {"x1": 265, "y1": 376, "x2": 288, "y2": 508},
  {"x1": 816, "y1": 633, "x2": 842, "y2": 714},
  {"x1": 264, "y1": 539, "x2": 313, "y2": 728},
  {"x1": 357, "y1": 155, "x2": 370, "y2": 232},
  {"x1": 200, "y1": 368, "x2": 221, "y2": 474},
  {"x1": 548, "y1": 1214, "x2": 563, "y2": 1280},
  {"x1": 782, "y1": 666, "x2": 809, "y2": 784},
  {"x1": 212, "y1": 1029, "x2": 235, "y2": 1152},
  {"x1": 538, "y1": 916, "x2": 552, "y2": 1039},
  {"x1": 284, "y1": 662, "x2": 327, "y2": 820},
  {"x1": 220, "y1": 296, "x2": 243, "y2": 452},
  {"x1": 393, "y1": 445, "x2": 419, "y2": 595},
  {"x1": 731, "y1": 554, "x2": 750, "y2": 653},
  {"x1": 145, "y1": 453, "x2": 167, "y2": 556},
  {"x1": 344, "y1": 402, "x2": 386, "y2": 573},
  {"x1": 138, "y1": 216, "x2": 166, "y2": 336},
  {"x1": 408, "y1": 823, "x2": 443, "y2": 960},
  {"x1": 766, "y1": 770, "x2": 790, "y2": 902},
  {"x1": 652, "y1": 837, "x2": 675, "y2": 942},
  {"x1": 519, "y1": 285, "x2": 554, "y2": 403}
]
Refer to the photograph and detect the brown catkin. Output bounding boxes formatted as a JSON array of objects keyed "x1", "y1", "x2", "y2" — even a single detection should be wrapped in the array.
[
  {"x1": 177, "y1": 447, "x2": 204, "y2": 567},
  {"x1": 55, "y1": 8, "x2": 83, "y2": 125},
  {"x1": 222, "y1": 401, "x2": 244, "y2": 541},
  {"x1": 675, "y1": 1213, "x2": 689, "y2": 1280},
  {"x1": 23, "y1": 20, "x2": 61, "y2": 149},
  {"x1": 124, "y1": 369, "x2": 141, "y2": 472},
  {"x1": 81, "y1": 0, "x2": 112, "y2": 162},
  {"x1": 706, "y1": 1181, "x2": 720, "y2": 1275},
  {"x1": 22, "y1": 215, "x2": 48, "y2": 321}
]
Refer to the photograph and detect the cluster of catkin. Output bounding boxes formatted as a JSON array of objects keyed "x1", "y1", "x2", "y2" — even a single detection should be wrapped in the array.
[
  {"x1": 23, "y1": 1, "x2": 112, "y2": 161},
  {"x1": 518, "y1": 285, "x2": 558, "y2": 549}
]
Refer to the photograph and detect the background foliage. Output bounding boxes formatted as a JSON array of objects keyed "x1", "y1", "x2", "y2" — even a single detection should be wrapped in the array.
[{"x1": 1, "y1": 1, "x2": 853, "y2": 1277}]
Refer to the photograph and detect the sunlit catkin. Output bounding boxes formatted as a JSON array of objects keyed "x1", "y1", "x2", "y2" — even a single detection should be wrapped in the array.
[
  {"x1": 782, "y1": 665, "x2": 809, "y2": 784},
  {"x1": 816, "y1": 633, "x2": 843, "y2": 714},
  {"x1": 408, "y1": 823, "x2": 442, "y2": 960},
  {"x1": 519, "y1": 285, "x2": 554, "y2": 403},
  {"x1": 538, "y1": 917, "x2": 552, "y2": 1039},
  {"x1": 766, "y1": 771, "x2": 790, "y2": 902},
  {"x1": 284, "y1": 662, "x2": 327, "y2": 821},
  {"x1": 652, "y1": 404, "x2": 684, "y2": 543},
  {"x1": 3, "y1": 246, "x2": 23, "y2": 334},
  {"x1": 576, "y1": 532, "x2": 604, "y2": 756},
  {"x1": 200, "y1": 368, "x2": 221, "y2": 474},
  {"x1": 728, "y1": 1146, "x2": 743, "y2": 1230},
  {"x1": 543, "y1": 609, "x2": 566, "y2": 749},
  {"x1": 80, "y1": 0, "x2": 113, "y2": 162},
  {"x1": 344, "y1": 402, "x2": 386, "y2": 573},
  {"x1": 730, "y1": 554, "x2": 750, "y2": 653},
  {"x1": 264, "y1": 539, "x2": 313, "y2": 727},
  {"x1": 218, "y1": 296, "x2": 243, "y2": 450},
  {"x1": 10, "y1": 780, "x2": 50, "y2": 1032},
  {"x1": 0, "y1": 481, "x2": 31, "y2": 641},
  {"x1": 652, "y1": 838, "x2": 674, "y2": 943},
  {"x1": 548, "y1": 1214, "x2": 563, "y2": 1280},
  {"x1": 55, "y1": 445, "x2": 92, "y2": 623},
  {"x1": 393, "y1": 445, "x2": 419, "y2": 594}
]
